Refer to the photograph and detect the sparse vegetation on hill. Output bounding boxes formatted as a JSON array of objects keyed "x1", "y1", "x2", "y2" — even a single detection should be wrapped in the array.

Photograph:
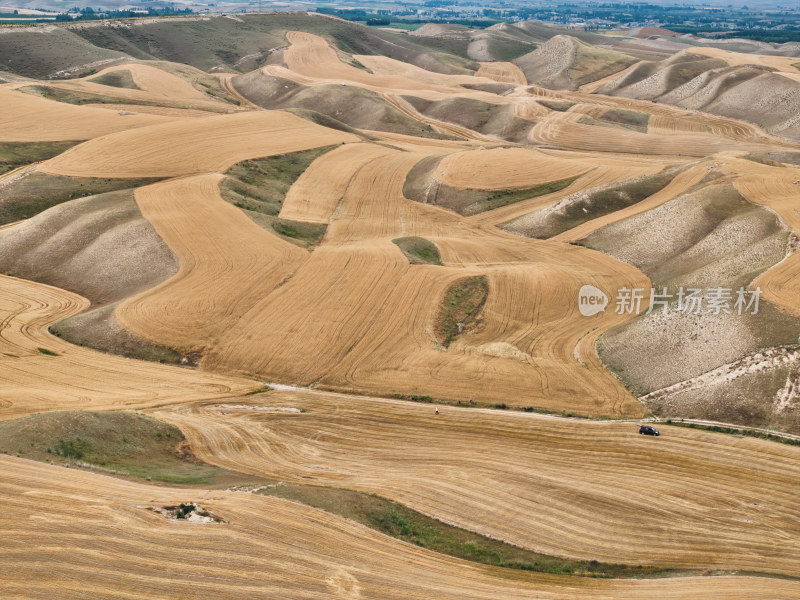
[
  {"x1": 0, "y1": 141, "x2": 81, "y2": 175},
  {"x1": 762, "y1": 152, "x2": 800, "y2": 166},
  {"x1": 49, "y1": 303, "x2": 186, "y2": 365},
  {"x1": 597, "y1": 53, "x2": 726, "y2": 100},
  {"x1": 596, "y1": 108, "x2": 650, "y2": 132},
  {"x1": 507, "y1": 169, "x2": 680, "y2": 239},
  {"x1": 590, "y1": 181, "x2": 800, "y2": 433},
  {"x1": 665, "y1": 56, "x2": 728, "y2": 91},
  {"x1": 743, "y1": 154, "x2": 787, "y2": 168},
  {"x1": 0, "y1": 26, "x2": 127, "y2": 79},
  {"x1": 459, "y1": 81, "x2": 516, "y2": 95},
  {"x1": 435, "y1": 276, "x2": 489, "y2": 347},
  {"x1": 536, "y1": 98, "x2": 575, "y2": 112},
  {"x1": 260, "y1": 483, "x2": 674, "y2": 578},
  {"x1": 0, "y1": 172, "x2": 161, "y2": 224},
  {"x1": 88, "y1": 69, "x2": 139, "y2": 89},
  {"x1": 514, "y1": 35, "x2": 636, "y2": 90},
  {"x1": 401, "y1": 95, "x2": 533, "y2": 142},
  {"x1": 285, "y1": 108, "x2": 371, "y2": 137},
  {"x1": 392, "y1": 236, "x2": 443, "y2": 265},
  {"x1": 0, "y1": 411, "x2": 231, "y2": 484},
  {"x1": 584, "y1": 182, "x2": 788, "y2": 290},
  {"x1": 221, "y1": 146, "x2": 335, "y2": 216},
  {"x1": 598, "y1": 54, "x2": 800, "y2": 143},
  {"x1": 232, "y1": 72, "x2": 445, "y2": 138},
  {"x1": 403, "y1": 155, "x2": 581, "y2": 216}
]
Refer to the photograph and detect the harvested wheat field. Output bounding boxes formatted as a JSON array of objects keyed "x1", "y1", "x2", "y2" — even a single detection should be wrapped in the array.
[
  {"x1": 0, "y1": 274, "x2": 254, "y2": 421},
  {"x1": 2, "y1": 13, "x2": 800, "y2": 599},
  {"x1": 5, "y1": 455, "x2": 800, "y2": 599},
  {"x1": 156, "y1": 390, "x2": 800, "y2": 573},
  {"x1": 40, "y1": 111, "x2": 358, "y2": 178},
  {"x1": 0, "y1": 86, "x2": 173, "y2": 142}
]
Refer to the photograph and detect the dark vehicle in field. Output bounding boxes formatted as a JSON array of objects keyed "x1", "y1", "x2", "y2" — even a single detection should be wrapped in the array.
[{"x1": 638, "y1": 424, "x2": 660, "y2": 436}]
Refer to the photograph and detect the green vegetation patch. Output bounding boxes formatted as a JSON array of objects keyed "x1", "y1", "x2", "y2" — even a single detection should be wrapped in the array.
[
  {"x1": 537, "y1": 99, "x2": 575, "y2": 112},
  {"x1": 0, "y1": 172, "x2": 162, "y2": 225},
  {"x1": 36, "y1": 347, "x2": 58, "y2": 356},
  {"x1": 742, "y1": 154, "x2": 785, "y2": 168},
  {"x1": 259, "y1": 483, "x2": 673, "y2": 578},
  {"x1": 242, "y1": 211, "x2": 328, "y2": 247},
  {"x1": 20, "y1": 82, "x2": 233, "y2": 111},
  {"x1": 473, "y1": 177, "x2": 580, "y2": 215},
  {"x1": 88, "y1": 69, "x2": 140, "y2": 90},
  {"x1": 392, "y1": 236, "x2": 443, "y2": 265},
  {"x1": 221, "y1": 146, "x2": 336, "y2": 217},
  {"x1": 597, "y1": 108, "x2": 650, "y2": 132},
  {"x1": 0, "y1": 141, "x2": 82, "y2": 176},
  {"x1": 663, "y1": 420, "x2": 800, "y2": 446},
  {"x1": 246, "y1": 385, "x2": 273, "y2": 395},
  {"x1": 0, "y1": 411, "x2": 237, "y2": 485},
  {"x1": 435, "y1": 276, "x2": 489, "y2": 347},
  {"x1": 403, "y1": 155, "x2": 580, "y2": 216},
  {"x1": 221, "y1": 147, "x2": 334, "y2": 246},
  {"x1": 19, "y1": 84, "x2": 159, "y2": 107}
]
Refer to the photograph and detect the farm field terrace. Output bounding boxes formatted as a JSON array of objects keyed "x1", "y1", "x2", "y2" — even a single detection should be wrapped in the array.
[{"x1": 2, "y1": 13, "x2": 800, "y2": 599}]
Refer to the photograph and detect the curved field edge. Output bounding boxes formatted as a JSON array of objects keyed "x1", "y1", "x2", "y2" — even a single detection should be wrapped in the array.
[
  {"x1": 402, "y1": 154, "x2": 584, "y2": 216},
  {"x1": 0, "y1": 189, "x2": 187, "y2": 365},
  {"x1": 435, "y1": 275, "x2": 489, "y2": 347},
  {"x1": 0, "y1": 408, "x2": 783, "y2": 582},
  {"x1": 0, "y1": 273, "x2": 255, "y2": 420},
  {"x1": 392, "y1": 236, "x2": 443, "y2": 265},
  {"x1": 155, "y1": 391, "x2": 800, "y2": 574},
  {"x1": 6, "y1": 454, "x2": 799, "y2": 600}
]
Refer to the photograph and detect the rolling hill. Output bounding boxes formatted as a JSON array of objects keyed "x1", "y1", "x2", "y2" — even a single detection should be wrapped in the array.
[{"x1": 2, "y1": 13, "x2": 800, "y2": 600}]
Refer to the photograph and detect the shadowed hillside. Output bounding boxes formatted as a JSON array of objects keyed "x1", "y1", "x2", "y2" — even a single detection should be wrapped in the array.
[
  {"x1": 598, "y1": 51, "x2": 800, "y2": 142},
  {"x1": 232, "y1": 71, "x2": 446, "y2": 138},
  {"x1": 514, "y1": 35, "x2": 637, "y2": 89},
  {"x1": 586, "y1": 181, "x2": 800, "y2": 433},
  {"x1": 0, "y1": 189, "x2": 183, "y2": 363}
]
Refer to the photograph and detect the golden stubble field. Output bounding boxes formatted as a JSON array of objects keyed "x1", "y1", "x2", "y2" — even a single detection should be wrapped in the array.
[{"x1": 3, "y1": 24, "x2": 800, "y2": 599}]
